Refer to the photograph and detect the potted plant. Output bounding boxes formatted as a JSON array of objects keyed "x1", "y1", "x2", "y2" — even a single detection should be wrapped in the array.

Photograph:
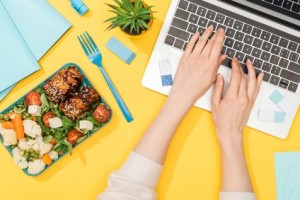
[{"x1": 104, "y1": 0, "x2": 154, "y2": 37}]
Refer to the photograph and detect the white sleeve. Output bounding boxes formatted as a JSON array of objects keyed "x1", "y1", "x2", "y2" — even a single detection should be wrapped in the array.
[
  {"x1": 97, "y1": 151, "x2": 163, "y2": 200},
  {"x1": 220, "y1": 192, "x2": 256, "y2": 200}
]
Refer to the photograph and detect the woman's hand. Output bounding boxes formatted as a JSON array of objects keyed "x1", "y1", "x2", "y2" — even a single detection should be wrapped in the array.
[
  {"x1": 211, "y1": 58, "x2": 263, "y2": 146},
  {"x1": 211, "y1": 58, "x2": 263, "y2": 192},
  {"x1": 169, "y1": 26, "x2": 226, "y2": 110}
]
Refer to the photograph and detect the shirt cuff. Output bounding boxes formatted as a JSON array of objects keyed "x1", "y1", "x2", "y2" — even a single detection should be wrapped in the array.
[
  {"x1": 119, "y1": 151, "x2": 163, "y2": 188},
  {"x1": 220, "y1": 192, "x2": 256, "y2": 200}
]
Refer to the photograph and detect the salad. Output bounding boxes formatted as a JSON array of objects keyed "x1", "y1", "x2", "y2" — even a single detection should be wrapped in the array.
[{"x1": 0, "y1": 65, "x2": 111, "y2": 175}]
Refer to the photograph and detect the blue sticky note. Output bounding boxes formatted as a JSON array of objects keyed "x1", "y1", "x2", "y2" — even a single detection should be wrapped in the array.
[
  {"x1": 106, "y1": 37, "x2": 136, "y2": 64},
  {"x1": 275, "y1": 152, "x2": 300, "y2": 200},
  {"x1": 161, "y1": 75, "x2": 173, "y2": 86},
  {"x1": 270, "y1": 90, "x2": 284, "y2": 104},
  {"x1": 274, "y1": 112, "x2": 285, "y2": 123}
]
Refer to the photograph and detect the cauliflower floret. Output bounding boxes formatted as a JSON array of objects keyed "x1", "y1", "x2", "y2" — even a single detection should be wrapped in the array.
[
  {"x1": 27, "y1": 139, "x2": 36, "y2": 146},
  {"x1": 1, "y1": 128, "x2": 17, "y2": 146},
  {"x1": 27, "y1": 159, "x2": 46, "y2": 175},
  {"x1": 18, "y1": 161, "x2": 28, "y2": 169},
  {"x1": 48, "y1": 151, "x2": 58, "y2": 160},
  {"x1": 33, "y1": 136, "x2": 53, "y2": 155},
  {"x1": 12, "y1": 147, "x2": 28, "y2": 169},
  {"x1": 32, "y1": 143, "x2": 39, "y2": 151},
  {"x1": 18, "y1": 139, "x2": 31, "y2": 150},
  {"x1": 23, "y1": 120, "x2": 41, "y2": 138}
]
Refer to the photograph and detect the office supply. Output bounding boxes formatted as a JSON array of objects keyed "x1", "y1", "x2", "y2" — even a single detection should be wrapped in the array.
[
  {"x1": 290, "y1": 188, "x2": 300, "y2": 200},
  {"x1": 78, "y1": 32, "x2": 134, "y2": 123},
  {"x1": 142, "y1": 0, "x2": 300, "y2": 139},
  {"x1": 70, "y1": 0, "x2": 89, "y2": 16},
  {"x1": 269, "y1": 90, "x2": 293, "y2": 115},
  {"x1": 258, "y1": 109, "x2": 285, "y2": 123},
  {"x1": 275, "y1": 152, "x2": 300, "y2": 200},
  {"x1": 0, "y1": 0, "x2": 71, "y2": 99},
  {"x1": 159, "y1": 59, "x2": 173, "y2": 86},
  {"x1": 106, "y1": 37, "x2": 136, "y2": 64},
  {"x1": 0, "y1": 85, "x2": 15, "y2": 101}
]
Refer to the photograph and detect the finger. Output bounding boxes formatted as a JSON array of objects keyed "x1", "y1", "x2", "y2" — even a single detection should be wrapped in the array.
[
  {"x1": 183, "y1": 31, "x2": 200, "y2": 57},
  {"x1": 246, "y1": 59, "x2": 257, "y2": 96},
  {"x1": 208, "y1": 28, "x2": 226, "y2": 59},
  {"x1": 227, "y1": 58, "x2": 242, "y2": 96},
  {"x1": 217, "y1": 54, "x2": 227, "y2": 66},
  {"x1": 238, "y1": 60, "x2": 247, "y2": 97},
  {"x1": 192, "y1": 25, "x2": 214, "y2": 55},
  {"x1": 212, "y1": 74, "x2": 224, "y2": 108},
  {"x1": 201, "y1": 28, "x2": 218, "y2": 57},
  {"x1": 253, "y1": 72, "x2": 264, "y2": 99}
]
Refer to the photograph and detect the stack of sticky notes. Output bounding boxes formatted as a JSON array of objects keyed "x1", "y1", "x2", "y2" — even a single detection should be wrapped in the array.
[
  {"x1": 159, "y1": 59, "x2": 173, "y2": 86},
  {"x1": 258, "y1": 90, "x2": 291, "y2": 124},
  {"x1": 275, "y1": 152, "x2": 300, "y2": 200}
]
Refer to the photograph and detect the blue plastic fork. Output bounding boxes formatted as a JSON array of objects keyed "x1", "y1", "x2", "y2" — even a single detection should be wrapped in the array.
[{"x1": 78, "y1": 32, "x2": 133, "y2": 123}]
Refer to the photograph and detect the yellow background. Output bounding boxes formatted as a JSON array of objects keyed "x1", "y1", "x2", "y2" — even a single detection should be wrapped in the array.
[{"x1": 0, "y1": 0, "x2": 300, "y2": 199}]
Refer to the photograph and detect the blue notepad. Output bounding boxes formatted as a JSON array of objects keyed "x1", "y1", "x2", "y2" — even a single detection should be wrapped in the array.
[
  {"x1": 0, "y1": 0, "x2": 71, "y2": 100},
  {"x1": 275, "y1": 152, "x2": 300, "y2": 200}
]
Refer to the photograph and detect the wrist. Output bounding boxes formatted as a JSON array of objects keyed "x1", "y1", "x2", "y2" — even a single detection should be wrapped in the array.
[
  {"x1": 217, "y1": 130, "x2": 244, "y2": 154},
  {"x1": 166, "y1": 92, "x2": 193, "y2": 115}
]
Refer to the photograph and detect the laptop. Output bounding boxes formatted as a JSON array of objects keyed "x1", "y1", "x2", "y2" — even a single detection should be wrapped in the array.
[{"x1": 142, "y1": 0, "x2": 300, "y2": 139}]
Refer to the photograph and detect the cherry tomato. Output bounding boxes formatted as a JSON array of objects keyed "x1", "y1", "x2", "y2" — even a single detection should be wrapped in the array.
[
  {"x1": 93, "y1": 104, "x2": 111, "y2": 123},
  {"x1": 42, "y1": 112, "x2": 57, "y2": 127},
  {"x1": 25, "y1": 91, "x2": 41, "y2": 106},
  {"x1": 67, "y1": 129, "x2": 84, "y2": 146}
]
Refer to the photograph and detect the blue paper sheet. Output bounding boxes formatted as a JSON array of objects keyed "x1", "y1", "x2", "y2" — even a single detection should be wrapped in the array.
[
  {"x1": 275, "y1": 152, "x2": 300, "y2": 200},
  {"x1": 0, "y1": 0, "x2": 71, "y2": 100}
]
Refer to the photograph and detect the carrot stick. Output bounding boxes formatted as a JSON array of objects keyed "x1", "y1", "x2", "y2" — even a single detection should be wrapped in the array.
[
  {"x1": 50, "y1": 139, "x2": 57, "y2": 145},
  {"x1": 13, "y1": 114, "x2": 24, "y2": 139},
  {"x1": 2, "y1": 121, "x2": 15, "y2": 129},
  {"x1": 42, "y1": 155, "x2": 52, "y2": 165}
]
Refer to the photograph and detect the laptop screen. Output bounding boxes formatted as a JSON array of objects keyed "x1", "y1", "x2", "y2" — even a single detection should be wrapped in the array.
[{"x1": 220, "y1": 0, "x2": 300, "y2": 31}]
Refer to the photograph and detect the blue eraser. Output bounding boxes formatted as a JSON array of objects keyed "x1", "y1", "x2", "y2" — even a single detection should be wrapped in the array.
[
  {"x1": 106, "y1": 37, "x2": 136, "y2": 64},
  {"x1": 70, "y1": 0, "x2": 89, "y2": 16},
  {"x1": 274, "y1": 111, "x2": 285, "y2": 123},
  {"x1": 269, "y1": 90, "x2": 284, "y2": 104}
]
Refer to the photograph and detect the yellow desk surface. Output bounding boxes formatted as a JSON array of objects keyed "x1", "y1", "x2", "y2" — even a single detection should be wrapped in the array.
[{"x1": 1, "y1": 0, "x2": 300, "y2": 199}]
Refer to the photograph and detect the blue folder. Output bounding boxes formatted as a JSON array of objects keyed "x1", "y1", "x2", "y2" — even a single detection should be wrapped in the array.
[{"x1": 0, "y1": 0, "x2": 71, "y2": 100}]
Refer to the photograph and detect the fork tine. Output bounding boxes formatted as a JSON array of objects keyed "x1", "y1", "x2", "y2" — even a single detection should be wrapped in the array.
[
  {"x1": 77, "y1": 35, "x2": 90, "y2": 56},
  {"x1": 85, "y1": 32, "x2": 99, "y2": 52},
  {"x1": 83, "y1": 33, "x2": 96, "y2": 54},
  {"x1": 80, "y1": 34, "x2": 93, "y2": 55}
]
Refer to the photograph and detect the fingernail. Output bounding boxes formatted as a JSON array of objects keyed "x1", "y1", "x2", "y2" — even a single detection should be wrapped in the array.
[
  {"x1": 247, "y1": 59, "x2": 252, "y2": 64},
  {"x1": 217, "y1": 74, "x2": 222, "y2": 81},
  {"x1": 208, "y1": 25, "x2": 214, "y2": 30}
]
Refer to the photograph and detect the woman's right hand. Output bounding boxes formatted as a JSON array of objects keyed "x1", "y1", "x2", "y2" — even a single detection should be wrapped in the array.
[{"x1": 211, "y1": 58, "x2": 263, "y2": 147}]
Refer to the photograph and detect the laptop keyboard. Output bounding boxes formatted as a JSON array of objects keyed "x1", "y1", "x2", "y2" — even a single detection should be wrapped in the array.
[
  {"x1": 164, "y1": 0, "x2": 300, "y2": 93},
  {"x1": 262, "y1": 0, "x2": 300, "y2": 14}
]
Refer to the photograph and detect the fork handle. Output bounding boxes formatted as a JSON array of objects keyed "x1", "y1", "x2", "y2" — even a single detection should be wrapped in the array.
[{"x1": 99, "y1": 67, "x2": 134, "y2": 123}]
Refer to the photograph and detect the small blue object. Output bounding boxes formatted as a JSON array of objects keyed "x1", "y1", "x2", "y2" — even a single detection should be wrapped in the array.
[
  {"x1": 274, "y1": 111, "x2": 285, "y2": 123},
  {"x1": 70, "y1": 0, "x2": 89, "y2": 16},
  {"x1": 269, "y1": 90, "x2": 284, "y2": 104},
  {"x1": 106, "y1": 37, "x2": 136, "y2": 64},
  {"x1": 161, "y1": 75, "x2": 173, "y2": 86}
]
